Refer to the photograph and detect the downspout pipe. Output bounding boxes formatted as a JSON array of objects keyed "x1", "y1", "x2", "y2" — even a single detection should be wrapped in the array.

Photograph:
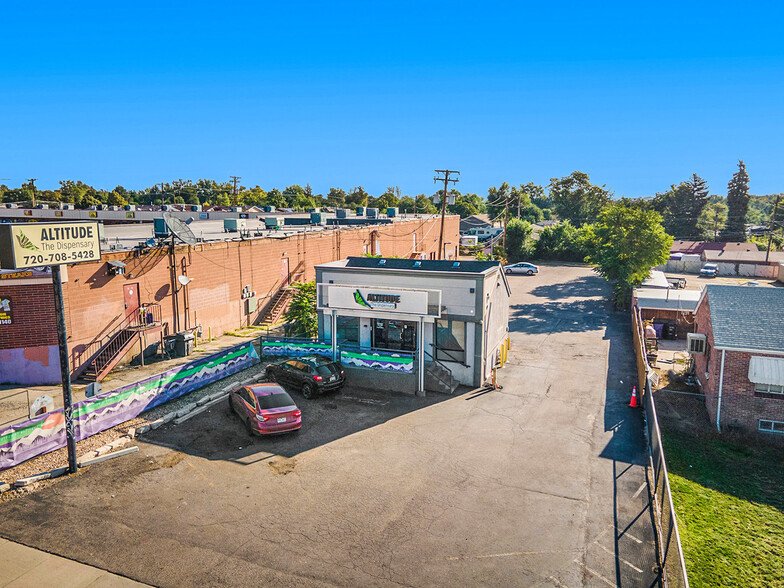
[{"x1": 716, "y1": 349, "x2": 726, "y2": 432}]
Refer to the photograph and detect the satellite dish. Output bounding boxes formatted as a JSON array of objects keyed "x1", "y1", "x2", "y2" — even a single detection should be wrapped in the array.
[
  {"x1": 163, "y1": 212, "x2": 197, "y2": 246},
  {"x1": 177, "y1": 275, "x2": 192, "y2": 286}
]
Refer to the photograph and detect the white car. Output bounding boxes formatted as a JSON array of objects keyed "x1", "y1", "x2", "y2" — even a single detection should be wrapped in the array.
[{"x1": 504, "y1": 262, "x2": 539, "y2": 275}]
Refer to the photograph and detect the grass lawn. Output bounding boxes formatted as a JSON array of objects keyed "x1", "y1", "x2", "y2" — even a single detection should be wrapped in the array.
[{"x1": 661, "y1": 427, "x2": 784, "y2": 587}]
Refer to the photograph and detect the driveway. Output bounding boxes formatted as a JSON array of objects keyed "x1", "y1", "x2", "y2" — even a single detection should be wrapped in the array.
[{"x1": 0, "y1": 265, "x2": 658, "y2": 587}]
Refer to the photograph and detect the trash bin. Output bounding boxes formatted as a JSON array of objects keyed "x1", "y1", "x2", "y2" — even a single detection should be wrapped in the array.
[{"x1": 174, "y1": 331, "x2": 195, "y2": 357}]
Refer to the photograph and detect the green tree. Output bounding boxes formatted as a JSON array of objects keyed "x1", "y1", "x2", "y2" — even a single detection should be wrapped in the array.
[
  {"x1": 106, "y1": 191, "x2": 128, "y2": 206},
  {"x1": 504, "y1": 218, "x2": 534, "y2": 263},
  {"x1": 654, "y1": 174, "x2": 710, "y2": 239},
  {"x1": 721, "y1": 160, "x2": 750, "y2": 241},
  {"x1": 549, "y1": 171, "x2": 611, "y2": 226},
  {"x1": 587, "y1": 202, "x2": 673, "y2": 305},
  {"x1": 415, "y1": 194, "x2": 438, "y2": 214},
  {"x1": 486, "y1": 182, "x2": 512, "y2": 220},
  {"x1": 448, "y1": 193, "x2": 486, "y2": 218},
  {"x1": 534, "y1": 221, "x2": 594, "y2": 261},
  {"x1": 283, "y1": 281, "x2": 318, "y2": 338},
  {"x1": 265, "y1": 189, "x2": 286, "y2": 208},
  {"x1": 697, "y1": 198, "x2": 729, "y2": 241},
  {"x1": 346, "y1": 186, "x2": 369, "y2": 208},
  {"x1": 398, "y1": 196, "x2": 416, "y2": 213},
  {"x1": 325, "y1": 188, "x2": 347, "y2": 208}
]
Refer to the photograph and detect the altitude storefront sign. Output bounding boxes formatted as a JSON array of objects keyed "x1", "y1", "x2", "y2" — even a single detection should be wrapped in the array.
[
  {"x1": 0, "y1": 222, "x2": 101, "y2": 270},
  {"x1": 323, "y1": 285, "x2": 432, "y2": 316}
]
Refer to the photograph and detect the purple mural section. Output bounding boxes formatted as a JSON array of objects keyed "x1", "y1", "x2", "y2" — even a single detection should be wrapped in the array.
[
  {"x1": 0, "y1": 341, "x2": 259, "y2": 471},
  {"x1": 0, "y1": 346, "x2": 61, "y2": 385}
]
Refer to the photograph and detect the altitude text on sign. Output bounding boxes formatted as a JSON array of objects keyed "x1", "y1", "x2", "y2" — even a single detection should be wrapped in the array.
[{"x1": 0, "y1": 222, "x2": 101, "y2": 269}]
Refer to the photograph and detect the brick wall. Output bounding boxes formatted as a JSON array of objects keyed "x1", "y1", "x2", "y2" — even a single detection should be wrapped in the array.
[
  {"x1": 61, "y1": 216, "x2": 458, "y2": 371},
  {"x1": 693, "y1": 295, "x2": 784, "y2": 433},
  {"x1": 0, "y1": 283, "x2": 58, "y2": 349}
]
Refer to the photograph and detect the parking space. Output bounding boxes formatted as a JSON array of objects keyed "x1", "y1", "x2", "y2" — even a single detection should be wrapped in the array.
[{"x1": 0, "y1": 265, "x2": 659, "y2": 587}]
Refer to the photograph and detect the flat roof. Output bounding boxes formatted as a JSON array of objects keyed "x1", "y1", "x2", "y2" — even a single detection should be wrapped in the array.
[
  {"x1": 322, "y1": 256, "x2": 502, "y2": 275},
  {"x1": 99, "y1": 216, "x2": 438, "y2": 251},
  {"x1": 641, "y1": 270, "x2": 669, "y2": 289},
  {"x1": 634, "y1": 287, "x2": 701, "y2": 311}
]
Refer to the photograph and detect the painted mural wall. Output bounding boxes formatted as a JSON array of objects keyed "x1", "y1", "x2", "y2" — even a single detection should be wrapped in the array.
[{"x1": 0, "y1": 341, "x2": 259, "y2": 471}]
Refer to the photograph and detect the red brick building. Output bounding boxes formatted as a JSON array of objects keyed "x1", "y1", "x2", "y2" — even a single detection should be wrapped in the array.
[
  {"x1": 691, "y1": 285, "x2": 784, "y2": 435},
  {"x1": 0, "y1": 216, "x2": 459, "y2": 384}
]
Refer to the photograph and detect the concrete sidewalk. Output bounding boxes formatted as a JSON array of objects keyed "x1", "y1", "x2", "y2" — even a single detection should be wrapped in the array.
[{"x1": 0, "y1": 538, "x2": 149, "y2": 587}]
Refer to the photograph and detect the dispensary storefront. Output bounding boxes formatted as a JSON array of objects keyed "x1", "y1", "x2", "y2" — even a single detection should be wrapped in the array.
[{"x1": 315, "y1": 257, "x2": 510, "y2": 394}]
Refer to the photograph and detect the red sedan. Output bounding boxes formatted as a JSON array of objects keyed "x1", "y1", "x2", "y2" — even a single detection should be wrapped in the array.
[{"x1": 228, "y1": 383, "x2": 302, "y2": 435}]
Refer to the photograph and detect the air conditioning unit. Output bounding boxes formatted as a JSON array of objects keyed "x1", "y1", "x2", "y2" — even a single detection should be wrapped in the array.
[{"x1": 687, "y1": 333, "x2": 707, "y2": 354}]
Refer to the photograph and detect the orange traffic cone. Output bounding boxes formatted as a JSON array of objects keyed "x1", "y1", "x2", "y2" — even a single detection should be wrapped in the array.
[{"x1": 629, "y1": 386, "x2": 639, "y2": 408}]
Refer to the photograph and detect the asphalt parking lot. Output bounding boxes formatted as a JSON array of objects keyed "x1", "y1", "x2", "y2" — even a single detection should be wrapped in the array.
[{"x1": 0, "y1": 264, "x2": 658, "y2": 587}]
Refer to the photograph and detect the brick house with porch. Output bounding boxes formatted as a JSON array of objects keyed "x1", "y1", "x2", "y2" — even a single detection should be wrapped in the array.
[{"x1": 691, "y1": 285, "x2": 784, "y2": 434}]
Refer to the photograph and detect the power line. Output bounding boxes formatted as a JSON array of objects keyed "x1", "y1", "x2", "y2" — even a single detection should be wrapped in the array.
[{"x1": 434, "y1": 169, "x2": 460, "y2": 260}]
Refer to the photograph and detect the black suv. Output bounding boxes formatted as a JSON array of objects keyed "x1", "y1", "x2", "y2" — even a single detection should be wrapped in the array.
[{"x1": 265, "y1": 355, "x2": 345, "y2": 398}]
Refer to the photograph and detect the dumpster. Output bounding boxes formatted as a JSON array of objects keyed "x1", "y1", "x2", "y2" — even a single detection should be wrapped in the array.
[{"x1": 174, "y1": 331, "x2": 195, "y2": 357}]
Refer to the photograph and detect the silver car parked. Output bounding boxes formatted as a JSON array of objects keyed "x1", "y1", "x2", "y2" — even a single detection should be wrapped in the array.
[{"x1": 504, "y1": 262, "x2": 539, "y2": 275}]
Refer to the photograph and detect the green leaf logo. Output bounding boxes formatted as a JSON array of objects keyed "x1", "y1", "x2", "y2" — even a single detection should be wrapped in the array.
[
  {"x1": 15, "y1": 230, "x2": 40, "y2": 252},
  {"x1": 354, "y1": 289, "x2": 371, "y2": 308}
]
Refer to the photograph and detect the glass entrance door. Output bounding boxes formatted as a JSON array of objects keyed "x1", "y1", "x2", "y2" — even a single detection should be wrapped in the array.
[{"x1": 372, "y1": 318, "x2": 417, "y2": 351}]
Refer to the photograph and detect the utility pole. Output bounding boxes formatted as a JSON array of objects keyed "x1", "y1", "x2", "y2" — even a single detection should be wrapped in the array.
[
  {"x1": 503, "y1": 186, "x2": 509, "y2": 251},
  {"x1": 27, "y1": 178, "x2": 37, "y2": 208},
  {"x1": 516, "y1": 186, "x2": 522, "y2": 219},
  {"x1": 434, "y1": 169, "x2": 460, "y2": 260},
  {"x1": 765, "y1": 194, "x2": 781, "y2": 263},
  {"x1": 230, "y1": 176, "x2": 242, "y2": 208}
]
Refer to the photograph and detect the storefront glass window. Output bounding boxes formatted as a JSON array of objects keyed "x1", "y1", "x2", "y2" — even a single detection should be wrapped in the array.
[
  {"x1": 336, "y1": 316, "x2": 359, "y2": 345},
  {"x1": 372, "y1": 318, "x2": 417, "y2": 351},
  {"x1": 436, "y1": 320, "x2": 466, "y2": 363}
]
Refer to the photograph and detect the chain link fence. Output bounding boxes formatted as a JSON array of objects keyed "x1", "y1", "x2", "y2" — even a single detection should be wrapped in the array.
[{"x1": 633, "y1": 305, "x2": 690, "y2": 587}]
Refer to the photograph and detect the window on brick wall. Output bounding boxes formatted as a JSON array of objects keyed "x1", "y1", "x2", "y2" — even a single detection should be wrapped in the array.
[
  {"x1": 759, "y1": 419, "x2": 784, "y2": 434},
  {"x1": 754, "y1": 383, "x2": 784, "y2": 395}
]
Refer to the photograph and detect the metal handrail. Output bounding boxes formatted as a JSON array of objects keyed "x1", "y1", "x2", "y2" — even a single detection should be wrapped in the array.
[{"x1": 73, "y1": 303, "x2": 162, "y2": 375}]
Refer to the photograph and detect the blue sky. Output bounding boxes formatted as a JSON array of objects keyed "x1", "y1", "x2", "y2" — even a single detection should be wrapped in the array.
[{"x1": 2, "y1": 1, "x2": 783, "y2": 198}]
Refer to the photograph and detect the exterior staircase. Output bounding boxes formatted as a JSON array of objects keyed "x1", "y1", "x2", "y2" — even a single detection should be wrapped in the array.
[
  {"x1": 424, "y1": 359, "x2": 459, "y2": 395},
  {"x1": 74, "y1": 304, "x2": 163, "y2": 382},
  {"x1": 259, "y1": 287, "x2": 293, "y2": 327}
]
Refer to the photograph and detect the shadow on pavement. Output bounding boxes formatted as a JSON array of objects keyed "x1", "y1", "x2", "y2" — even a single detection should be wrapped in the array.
[
  {"x1": 528, "y1": 273, "x2": 607, "y2": 300},
  {"x1": 600, "y1": 307, "x2": 661, "y2": 587},
  {"x1": 142, "y1": 382, "x2": 461, "y2": 465}
]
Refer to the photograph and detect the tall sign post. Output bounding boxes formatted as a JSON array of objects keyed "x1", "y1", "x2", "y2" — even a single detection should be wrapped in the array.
[{"x1": 0, "y1": 221, "x2": 101, "y2": 474}]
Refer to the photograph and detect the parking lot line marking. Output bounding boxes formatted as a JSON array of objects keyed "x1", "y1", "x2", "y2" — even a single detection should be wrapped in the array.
[
  {"x1": 611, "y1": 523, "x2": 643, "y2": 544},
  {"x1": 573, "y1": 560, "x2": 616, "y2": 587},
  {"x1": 593, "y1": 542, "x2": 643, "y2": 573},
  {"x1": 632, "y1": 482, "x2": 647, "y2": 499},
  {"x1": 440, "y1": 549, "x2": 579, "y2": 562}
]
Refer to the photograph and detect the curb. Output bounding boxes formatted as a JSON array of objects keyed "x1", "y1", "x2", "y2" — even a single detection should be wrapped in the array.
[
  {"x1": 12, "y1": 467, "x2": 69, "y2": 488},
  {"x1": 78, "y1": 446, "x2": 139, "y2": 468}
]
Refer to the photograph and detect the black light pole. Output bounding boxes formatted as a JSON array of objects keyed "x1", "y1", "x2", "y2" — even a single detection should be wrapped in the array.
[{"x1": 52, "y1": 265, "x2": 78, "y2": 474}]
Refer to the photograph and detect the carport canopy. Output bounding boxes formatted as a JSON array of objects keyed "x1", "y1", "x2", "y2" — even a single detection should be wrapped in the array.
[{"x1": 748, "y1": 356, "x2": 784, "y2": 386}]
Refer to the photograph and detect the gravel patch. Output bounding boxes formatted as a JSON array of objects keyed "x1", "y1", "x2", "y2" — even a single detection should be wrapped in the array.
[{"x1": 0, "y1": 361, "x2": 270, "y2": 501}]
